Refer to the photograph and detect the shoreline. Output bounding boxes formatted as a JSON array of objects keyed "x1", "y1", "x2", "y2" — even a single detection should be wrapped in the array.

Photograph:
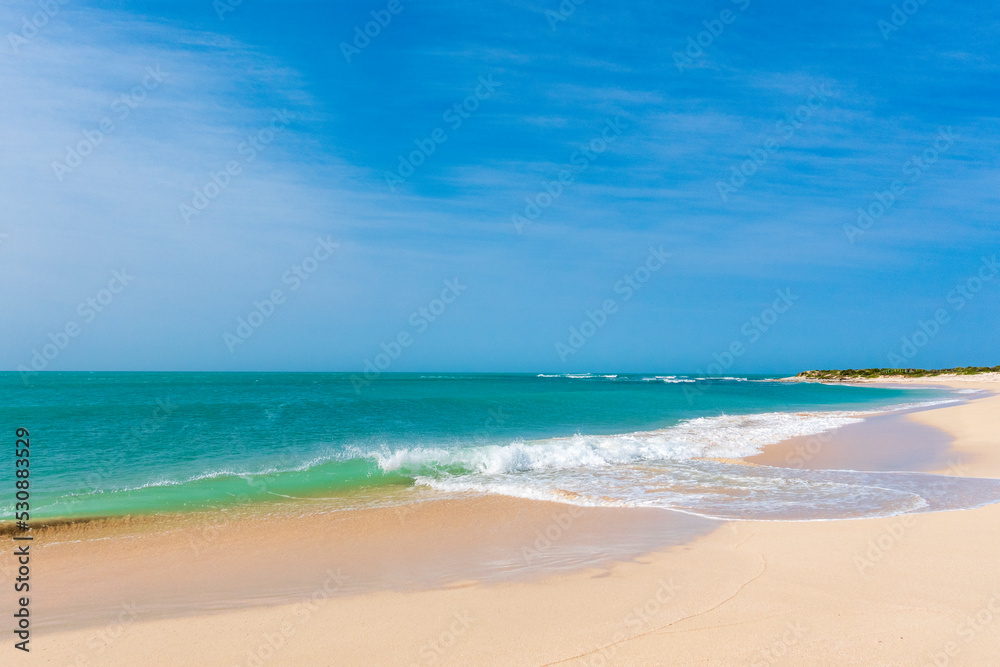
[
  {"x1": 22, "y1": 496, "x2": 717, "y2": 633},
  {"x1": 17, "y1": 376, "x2": 1000, "y2": 664},
  {"x1": 1, "y1": 376, "x2": 966, "y2": 532},
  {"x1": 745, "y1": 402, "x2": 958, "y2": 472}
]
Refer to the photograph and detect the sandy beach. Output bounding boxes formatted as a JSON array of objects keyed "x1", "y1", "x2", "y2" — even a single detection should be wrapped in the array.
[{"x1": 16, "y1": 378, "x2": 1000, "y2": 665}]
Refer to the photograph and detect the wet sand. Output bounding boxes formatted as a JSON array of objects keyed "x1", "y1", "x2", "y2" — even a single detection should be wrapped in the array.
[
  {"x1": 747, "y1": 408, "x2": 957, "y2": 471},
  {"x1": 15, "y1": 495, "x2": 716, "y2": 633}
]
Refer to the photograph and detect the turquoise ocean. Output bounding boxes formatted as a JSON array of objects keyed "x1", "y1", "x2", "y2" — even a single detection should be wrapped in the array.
[{"x1": 3, "y1": 372, "x2": 1000, "y2": 523}]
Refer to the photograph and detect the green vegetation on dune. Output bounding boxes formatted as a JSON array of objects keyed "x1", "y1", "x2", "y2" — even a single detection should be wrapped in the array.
[{"x1": 796, "y1": 366, "x2": 1000, "y2": 380}]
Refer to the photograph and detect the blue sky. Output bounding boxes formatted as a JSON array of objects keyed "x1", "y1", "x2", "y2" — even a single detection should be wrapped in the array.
[{"x1": 1, "y1": 0, "x2": 997, "y2": 373}]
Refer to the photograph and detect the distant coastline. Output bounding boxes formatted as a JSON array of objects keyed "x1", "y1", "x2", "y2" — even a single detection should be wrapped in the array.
[{"x1": 778, "y1": 365, "x2": 1000, "y2": 382}]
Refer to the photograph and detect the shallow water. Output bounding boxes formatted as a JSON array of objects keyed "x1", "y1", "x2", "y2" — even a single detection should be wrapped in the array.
[{"x1": 2, "y1": 372, "x2": 996, "y2": 522}]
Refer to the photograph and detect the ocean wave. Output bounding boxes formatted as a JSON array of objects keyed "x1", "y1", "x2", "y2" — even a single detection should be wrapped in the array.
[
  {"x1": 536, "y1": 374, "x2": 755, "y2": 383},
  {"x1": 638, "y1": 375, "x2": 696, "y2": 383},
  {"x1": 62, "y1": 400, "x2": 959, "y2": 501},
  {"x1": 58, "y1": 449, "x2": 377, "y2": 497},
  {"x1": 369, "y1": 399, "x2": 957, "y2": 478},
  {"x1": 375, "y1": 409, "x2": 869, "y2": 475},
  {"x1": 385, "y1": 400, "x2": 996, "y2": 521},
  {"x1": 12, "y1": 397, "x2": 970, "y2": 523}
]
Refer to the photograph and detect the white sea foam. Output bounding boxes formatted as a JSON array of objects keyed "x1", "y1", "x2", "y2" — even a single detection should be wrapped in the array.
[
  {"x1": 415, "y1": 456, "x2": 1000, "y2": 521},
  {"x1": 415, "y1": 462, "x2": 1000, "y2": 521},
  {"x1": 375, "y1": 410, "x2": 869, "y2": 476},
  {"x1": 537, "y1": 374, "x2": 754, "y2": 383},
  {"x1": 385, "y1": 401, "x2": 999, "y2": 521}
]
